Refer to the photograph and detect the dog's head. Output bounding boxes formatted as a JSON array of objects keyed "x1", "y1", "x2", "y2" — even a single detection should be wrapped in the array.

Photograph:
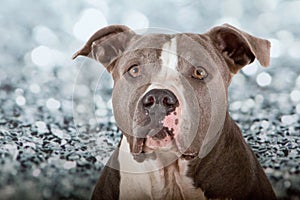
[{"x1": 73, "y1": 24, "x2": 270, "y2": 162}]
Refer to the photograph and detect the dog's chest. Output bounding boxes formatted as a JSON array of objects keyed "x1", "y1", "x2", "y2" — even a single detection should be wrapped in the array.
[
  {"x1": 150, "y1": 161, "x2": 206, "y2": 200},
  {"x1": 118, "y1": 138, "x2": 205, "y2": 200}
]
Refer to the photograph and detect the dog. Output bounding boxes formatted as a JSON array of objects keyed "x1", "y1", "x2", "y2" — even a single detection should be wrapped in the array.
[{"x1": 73, "y1": 24, "x2": 277, "y2": 200}]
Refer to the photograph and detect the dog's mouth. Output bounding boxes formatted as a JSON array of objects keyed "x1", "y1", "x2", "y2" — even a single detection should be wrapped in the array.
[{"x1": 131, "y1": 105, "x2": 182, "y2": 162}]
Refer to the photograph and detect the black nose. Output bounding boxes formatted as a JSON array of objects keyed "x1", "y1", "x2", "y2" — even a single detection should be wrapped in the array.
[{"x1": 142, "y1": 89, "x2": 178, "y2": 113}]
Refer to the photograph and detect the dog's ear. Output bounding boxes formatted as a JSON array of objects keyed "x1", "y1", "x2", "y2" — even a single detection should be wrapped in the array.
[
  {"x1": 72, "y1": 25, "x2": 135, "y2": 72},
  {"x1": 208, "y1": 24, "x2": 271, "y2": 74}
]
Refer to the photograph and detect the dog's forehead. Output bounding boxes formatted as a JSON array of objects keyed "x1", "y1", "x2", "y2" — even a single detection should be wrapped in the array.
[
  {"x1": 128, "y1": 33, "x2": 174, "y2": 50},
  {"x1": 118, "y1": 33, "x2": 213, "y2": 69}
]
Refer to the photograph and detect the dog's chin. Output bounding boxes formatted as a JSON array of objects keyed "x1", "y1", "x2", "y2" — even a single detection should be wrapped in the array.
[
  {"x1": 132, "y1": 128, "x2": 175, "y2": 163},
  {"x1": 131, "y1": 135, "x2": 197, "y2": 163}
]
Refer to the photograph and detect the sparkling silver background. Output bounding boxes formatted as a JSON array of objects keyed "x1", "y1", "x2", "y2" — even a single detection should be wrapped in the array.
[{"x1": 0, "y1": 0, "x2": 300, "y2": 199}]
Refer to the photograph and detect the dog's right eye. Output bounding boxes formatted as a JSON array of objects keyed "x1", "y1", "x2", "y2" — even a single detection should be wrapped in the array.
[
  {"x1": 128, "y1": 64, "x2": 141, "y2": 77},
  {"x1": 192, "y1": 67, "x2": 207, "y2": 80}
]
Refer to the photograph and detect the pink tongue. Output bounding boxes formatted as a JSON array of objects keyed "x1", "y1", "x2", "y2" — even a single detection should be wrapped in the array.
[
  {"x1": 145, "y1": 134, "x2": 172, "y2": 148},
  {"x1": 145, "y1": 106, "x2": 181, "y2": 149}
]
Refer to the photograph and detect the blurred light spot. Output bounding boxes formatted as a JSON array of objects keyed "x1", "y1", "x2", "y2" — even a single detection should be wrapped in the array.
[
  {"x1": 73, "y1": 8, "x2": 107, "y2": 41},
  {"x1": 255, "y1": 94, "x2": 264, "y2": 104},
  {"x1": 62, "y1": 100, "x2": 73, "y2": 113},
  {"x1": 31, "y1": 46, "x2": 52, "y2": 67},
  {"x1": 265, "y1": 167, "x2": 274, "y2": 174},
  {"x1": 256, "y1": 72, "x2": 272, "y2": 87},
  {"x1": 31, "y1": 46, "x2": 65, "y2": 69},
  {"x1": 230, "y1": 101, "x2": 242, "y2": 111},
  {"x1": 52, "y1": 128, "x2": 64, "y2": 139},
  {"x1": 244, "y1": 99, "x2": 255, "y2": 108},
  {"x1": 290, "y1": 90, "x2": 300, "y2": 102},
  {"x1": 232, "y1": 73, "x2": 245, "y2": 87},
  {"x1": 30, "y1": 84, "x2": 41, "y2": 94},
  {"x1": 33, "y1": 25, "x2": 58, "y2": 46},
  {"x1": 296, "y1": 75, "x2": 300, "y2": 88},
  {"x1": 32, "y1": 169, "x2": 41, "y2": 177},
  {"x1": 288, "y1": 42, "x2": 300, "y2": 59},
  {"x1": 281, "y1": 115, "x2": 297, "y2": 125},
  {"x1": 296, "y1": 103, "x2": 300, "y2": 114},
  {"x1": 75, "y1": 84, "x2": 89, "y2": 97},
  {"x1": 282, "y1": 1, "x2": 300, "y2": 22},
  {"x1": 177, "y1": 7, "x2": 200, "y2": 29},
  {"x1": 257, "y1": 13, "x2": 278, "y2": 32},
  {"x1": 254, "y1": 0, "x2": 280, "y2": 11},
  {"x1": 24, "y1": 142, "x2": 36, "y2": 149},
  {"x1": 122, "y1": 11, "x2": 149, "y2": 33},
  {"x1": 261, "y1": 120, "x2": 270, "y2": 129},
  {"x1": 221, "y1": 0, "x2": 243, "y2": 18},
  {"x1": 242, "y1": 62, "x2": 258, "y2": 76},
  {"x1": 15, "y1": 88, "x2": 24, "y2": 95},
  {"x1": 63, "y1": 161, "x2": 76, "y2": 169},
  {"x1": 76, "y1": 104, "x2": 86, "y2": 113},
  {"x1": 89, "y1": 118, "x2": 97, "y2": 126},
  {"x1": 2, "y1": 144, "x2": 18, "y2": 160},
  {"x1": 35, "y1": 121, "x2": 48, "y2": 133},
  {"x1": 86, "y1": 0, "x2": 109, "y2": 15},
  {"x1": 276, "y1": 30, "x2": 294, "y2": 45},
  {"x1": 110, "y1": 116, "x2": 116, "y2": 123},
  {"x1": 241, "y1": 99, "x2": 255, "y2": 113},
  {"x1": 46, "y1": 98, "x2": 61, "y2": 110},
  {"x1": 0, "y1": 69, "x2": 7, "y2": 81},
  {"x1": 107, "y1": 98, "x2": 113, "y2": 110},
  {"x1": 269, "y1": 39, "x2": 282, "y2": 58},
  {"x1": 35, "y1": 121, "x2": 46, "y2": 128},
  {"x1": 95, "y1": 95, "x2": 106, "y2": 109},
  {"x1": 16, "y1": 96, "x2": 26, "y2": 106},
  {"x1": 284, "y1": 181, "x2": 291, "y2": 188},
  {"x1": 95, "y1": 109, "x2": 108, "y2": 117},
  {"x1": 61, "y1": 139, "x2": 67, "y2": 146}
]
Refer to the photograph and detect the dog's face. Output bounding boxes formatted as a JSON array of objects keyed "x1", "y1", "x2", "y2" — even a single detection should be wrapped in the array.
[
  {"x1": 73, "y1": 24, "x2": 270, "y2": 162},
  {"x1": 109, "y1": 33, "x2": 233, "y2": 162}
]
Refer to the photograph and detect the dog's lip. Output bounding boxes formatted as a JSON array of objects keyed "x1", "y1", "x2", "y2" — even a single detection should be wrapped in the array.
[
  {"x1": 131, "y1": 138, "x2": 148, "y2": 163},
  {"x1": 131, "y1": 128, "x2": 166, "y2": 155},
  {"x1": 131, "y1": 128, "x2": 174, "y2": 162},
  {"x1": 131, "y1": 137, "x2": 145, "y2": 155},
  {"x1": 180, "y1": 153, "x2": 197, "y2": 160}
]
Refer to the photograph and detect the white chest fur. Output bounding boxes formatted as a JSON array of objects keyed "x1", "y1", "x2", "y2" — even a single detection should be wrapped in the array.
[{"x1": 118, "y1": 137, "x2": 205, "y2": 200}]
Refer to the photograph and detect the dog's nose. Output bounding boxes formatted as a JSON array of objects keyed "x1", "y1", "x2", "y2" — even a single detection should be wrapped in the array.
[{"x1": 142, "y1": 89, "x2": 178, "y2": 113}]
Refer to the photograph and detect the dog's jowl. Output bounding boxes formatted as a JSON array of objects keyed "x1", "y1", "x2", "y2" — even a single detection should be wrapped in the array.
[{"x1": 73, "y1": 24, "x2": 277, "y2": 200}]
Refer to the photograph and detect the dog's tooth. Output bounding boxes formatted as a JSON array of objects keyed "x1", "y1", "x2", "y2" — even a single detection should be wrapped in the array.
[{"x1": 132, "y1": 137, "x2": 144, "y2": 154}]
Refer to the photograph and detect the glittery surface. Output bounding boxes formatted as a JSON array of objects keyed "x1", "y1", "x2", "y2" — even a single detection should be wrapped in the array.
[{"x1": 0, "y1": 0, "x2": 300, "y2": 199}]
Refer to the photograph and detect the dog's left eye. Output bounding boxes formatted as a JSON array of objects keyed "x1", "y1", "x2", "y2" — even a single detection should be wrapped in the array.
[
  {"x1": 128, "y1": 64, "x2": 141, "y2": 77},
  {"x1": 192, "y1": 67, "x2": 207, "y2": 80}
]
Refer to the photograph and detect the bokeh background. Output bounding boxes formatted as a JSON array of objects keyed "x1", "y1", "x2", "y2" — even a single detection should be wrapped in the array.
[{"x1": 1, "y1": 0, "x2": 300, "y2": 199}]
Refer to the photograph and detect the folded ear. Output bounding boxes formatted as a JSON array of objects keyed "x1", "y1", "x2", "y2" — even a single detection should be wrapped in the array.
[
  {"x1": 208, "y1": 24, "x2": 271, "y2": 74},
  {"x1": 72, "y1": 25, "x2": 135, "y2": 72}
]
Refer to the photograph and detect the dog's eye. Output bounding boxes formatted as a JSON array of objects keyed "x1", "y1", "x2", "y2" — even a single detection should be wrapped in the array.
[
  {"x1": 192, "y1": 67, "x2": 207, "y2": 80},
  {"x1": 128, "y1": 64, "x2": 141, "y2": 77}
]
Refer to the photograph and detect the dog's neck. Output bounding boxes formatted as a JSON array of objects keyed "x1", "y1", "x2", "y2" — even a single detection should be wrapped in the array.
[
  {"x1": 186, "y1": 113, "x2": 258, "y2": 199},
  {"x1": 148, "y1": 158, "x2": 206, "y2": 199},
  {"x1": 118, "y1": 136, "x2": 205, "y2": 199}
]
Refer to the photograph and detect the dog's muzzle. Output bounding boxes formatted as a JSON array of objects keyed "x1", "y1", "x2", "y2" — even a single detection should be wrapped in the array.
[{"x1": 131, "y1": 89, "x2": 181, "y2": 162}]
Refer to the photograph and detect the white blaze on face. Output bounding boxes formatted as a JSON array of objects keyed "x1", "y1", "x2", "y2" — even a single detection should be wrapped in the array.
[
  {"x1": 161, "y1": 37, "x2": 178, "y2": 70},
  {"x1": 145, "y1": 37, "x2": 180, "y2": 92}
]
